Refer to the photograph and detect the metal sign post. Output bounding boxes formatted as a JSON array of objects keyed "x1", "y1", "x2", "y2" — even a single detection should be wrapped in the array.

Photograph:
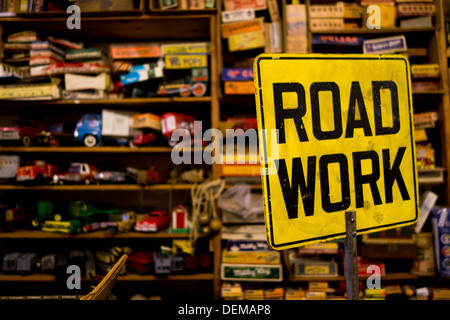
[{"x1": 344, "y1": 210, "x2": 359, "y2": 300}]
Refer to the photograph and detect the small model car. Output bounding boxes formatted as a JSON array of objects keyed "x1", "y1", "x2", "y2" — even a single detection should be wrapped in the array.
[
  {"x1": 157, "y1": 81, "x2": 206, "y2": 97},
  {"x1": 3, "y1": 252, "x2": 22, "y2": 274},
  {"x1": 161, "y1": 112, "x2": 200, "y2": 147},
  {"x1": 94, "y1": 171, "x2": 127, "y2": 184},
  {"x1": 17, "y1": 253, "x2": 39, "y2": 274},
  {"x1": 0, "y1": 120, "x2": 47, "y2": 147},
  {"x1": 135, "y1": 210, "x2": 170, "y2": 232},
  {"x1": 135, "y1": 166, "x2": 168, "y2": 185},
  {"x1": 147, "y1": 166, "x2": 168, "y2": 184},
  {"x1": 127, "y1": 252, "x2": 153, "y2": 274},
  {"x1": 183, "y1": 255, "x2": 197, "y2": 274},
  {"x1": 41, "y1": 254, "x2": 56, "y2": 273},
  {"x1": 171, "y1": 254, "x2": 184, "y2": 274},
  {"x1": 153, "y1": 252, "x2": 171, "y2": 277},
  {"x1": 16, "y1": 160, "x2": 59, "y2": 184},
  {"x1": 47, "y1": 123, "x2": 75, "y2": 146},
  {"x1": 0, "y1": 206, "x2": 31, "y2": 232},
  {"x1": 60, "y1": 162, "x2": 99, "y2": 185},
  {"x1": 131, "y1": 132, "x2": 157, "y2": 147},
  {"x1": 156, "y1": 68, "x2": 208, "y2": 97}
]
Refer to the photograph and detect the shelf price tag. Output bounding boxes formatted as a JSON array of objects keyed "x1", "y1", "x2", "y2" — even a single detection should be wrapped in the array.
[{"x1": 254, "y1": 54, "x2": 419, "y2": 250}]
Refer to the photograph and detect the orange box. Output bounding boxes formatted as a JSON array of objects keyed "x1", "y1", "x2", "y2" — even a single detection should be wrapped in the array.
[
  {"x1": 221, "y1": 163, "x2": 260, "y2": 177},
  {"x1": 110, "y1": 43, "x2": 161, "y2": 59},
  {"x1": 131, "y1": 113, "x2": 161, "y2": 130},
  {"x1": 224, "y1": 81, "x2": 254, "y2": 94},
  {"x1": 221, "y1": 18, "x2": 264, "y2": 38}
]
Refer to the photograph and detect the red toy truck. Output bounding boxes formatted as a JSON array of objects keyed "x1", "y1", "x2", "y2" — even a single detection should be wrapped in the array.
[
  {"x1": 54, "y1": 162, "x2": 99, "y2": 185},
  {"x1": 0, "y1": 120, "x2": 47, "y2": 147},
  {"x1": 135, "y1": 210, "x2": 170, "y2": 232},
  {"x1": 16, "y1": 160, "x2": 58, "y2": 184},
  {"x1": 160, "y1": 112, "x2": 202, "y2": 147}
]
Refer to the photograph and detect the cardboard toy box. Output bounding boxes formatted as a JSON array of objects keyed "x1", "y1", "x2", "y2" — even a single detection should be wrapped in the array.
[
  {"x1": 75, "y1": 0, "x2": 137, "y2": 11},
  {"x1": 432, "y1": 207, "x2": 450, "y2": 277},
  {"x1": 131, "y1": 113, "x2": 161, "y2": 131},
  {"x1": 293, "y1": 258, "x2": 338, "y2": 278},
  {"x1": 222, "y1": 249, "x2": 281, "y2": 264},
  {"x1": 221, "y1": 263, "x2": 283, "y2": 282}
]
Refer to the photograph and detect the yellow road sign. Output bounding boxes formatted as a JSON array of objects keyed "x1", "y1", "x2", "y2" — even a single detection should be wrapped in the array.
[{"x1": 254, "y1": 54, "x2": 419, "y2": 250}]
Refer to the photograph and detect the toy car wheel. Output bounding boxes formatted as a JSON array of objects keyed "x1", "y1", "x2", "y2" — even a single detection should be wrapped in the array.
[
  {"x1": 83, "y1": 135, "x2": 97, "y2": 148},
  {"x1": 22, "y1": 135, "x2": 31, "y2": 147},
  {"x1": 84, "y1": 178, "x2": 91, "y2": 185}
]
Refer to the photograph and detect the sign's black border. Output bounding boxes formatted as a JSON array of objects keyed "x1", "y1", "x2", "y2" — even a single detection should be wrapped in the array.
[{"x1": 256, "y1": 55, "x2": 419, "y2": 249}]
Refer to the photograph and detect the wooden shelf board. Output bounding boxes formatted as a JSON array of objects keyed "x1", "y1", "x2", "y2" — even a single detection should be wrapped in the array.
[
  {"x1": 0, "y1": 14, "x2": 213, "y2": 22},
  {"x1": 1, "y1": 97, "x2": 212, "y2": 106},
  {"x1": 413, "y1": 90, "x2": 445, "y2": 95},
  {"x1": 149, "y1": 9, "x2": 217, "y2": 15},
  {"x1": 0, "y1": 15, "x2": 213, "y2": 41},
  {"x1": 0, "y1": 146, "x2": 173, "y2": 153},
  {"x1": 0, "y1": 184, "x2": 194, "y2": 191},
  {"x1": 311, "y1": 27, "x2": 439, "y2": 35},
  {"x1": 291, "y1": 273, "x2": 422, "y2": 282},
  {"x1": 0, "y1": 273, "x2": 213, "y2": 282},
  {"x1": 0, "y1": 229, "x2": 203, "y2": 239}
]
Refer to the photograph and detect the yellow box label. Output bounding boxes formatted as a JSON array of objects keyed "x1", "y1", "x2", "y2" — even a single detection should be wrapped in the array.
[
  {"x1": 164, "y1": 55, "x2": 208, "y2": 69},
  {"x1": 228, "y1": 31, "x2": 265, "y2": 52}
]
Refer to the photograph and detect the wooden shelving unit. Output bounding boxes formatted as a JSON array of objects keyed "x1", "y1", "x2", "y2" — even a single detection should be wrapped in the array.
[
  {"x1": 1, "y1": 0, "x2": 450, "y2": 301},
  {"x1": 214, "y1": 0, "x2": 450, "y2": 300},
  {"x1": 0, "y1": 229, "x2": 206, "y2": 239},
  {"x1": 0, "y1": 11, "x2": 220, "y2": 299},
  {"x1": 0, "y1": 273, "x2": 214, "y2": 282}
]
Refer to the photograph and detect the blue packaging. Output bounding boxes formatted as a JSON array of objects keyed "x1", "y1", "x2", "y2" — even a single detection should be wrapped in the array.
[
  {"x1": 432, "y1": 207, "x2": 450, "y2": 277},
  {"x1": 225, "y1": 240, "x2": 271, "y2": 252},
  {"x1": 221, "y1": 68, "x2": 253, "y2": 81}
]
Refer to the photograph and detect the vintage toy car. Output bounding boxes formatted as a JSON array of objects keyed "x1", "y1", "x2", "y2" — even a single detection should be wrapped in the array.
[
  {"x1": 40, "y1": 254, "x2": 56, "y2": 273},
  {"x1": 46, "y1": 123, "x2": 75, "y2": 147},
  {"x1": 127, "y1": 252, "x2": 153, "y2": 274},
  {"x1": 3, "y1": 252, "x2": 22, "y2": 274},
  {"x1": 135, "y1": 166, "x2": 168, "y2": 185},
  {"x1": 153, "y1": 252, "x2": 171, "y2": 277},
  {"x1": 183, "y1": 255, "x2": 198, "y2": 274},
  {"x1": 171, "y1": 254, "x2": 184, "y2": 274},
  {"x1": 17, "y1": 252, "x2": 39, "y2": 274},
  {"x1": 157, "y1": 81, "x2": 206, "y2": 97},
  {"x1": 41, "y1": 219, "x2": 82, "y2": 235},
  {"x1": 0, "y1": 120, "x2": 47, "y2": 147},
  {"x1": 0, "y1": 206, "x2": 31, "y2": 232},
  {"x1": 94, "y1": 171, "x2": 127, "y2": 184},
  {"x1": 16, "y1": 160, "x2": 59, "y2": 184},
  {"x1": 156, "y1": 68, "x2": 208, "y2": 97},
  {"x1": 135, "y1": 210, "x2": 170, "y2": 232},
  {"x1": 160, "y1": 112, "x2": 202, "y2": 147},
  {"x1": 74, "y1": 110, "x2": 137, "y2": 147},
  {"x1": 54, "y1": 162, "x2": 99, "y2": 185},
  {"x1": 130, "y1": 132, "x2": 157, "y2": 147}
]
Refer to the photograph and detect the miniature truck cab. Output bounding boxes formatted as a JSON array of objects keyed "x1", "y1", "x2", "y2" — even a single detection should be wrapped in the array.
[
  {"x1": 0, "y1": 120, "x2": 47, "y2": 147},
  {"x1": 16, "y1": 160, "x2": 58, "y2": 184},
  {"x1": 74, "y1": 109, "x2": 139, "y2": 147}
]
